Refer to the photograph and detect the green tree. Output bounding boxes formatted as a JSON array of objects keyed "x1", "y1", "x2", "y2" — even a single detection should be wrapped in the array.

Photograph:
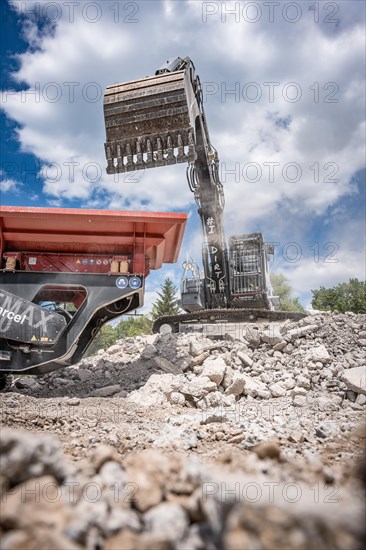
[
  {"x1": 151, "y1": 277, "x2": 181, "y2": 321},
  {"x1": 86, "y1": 315, "x2": 152, "y2": 356},
  {"x1": 270, "y1": 273, "x2": 306, "y2": 312},
  {"x1": 311, "y1": 278, "x2": 366, "y2": 313},
  {"x1": 115, "y1": 315, "x2": 152, "y2": 338},
  {"x1": 86, "y1": 323, "x2": 118, "y2": 357}
]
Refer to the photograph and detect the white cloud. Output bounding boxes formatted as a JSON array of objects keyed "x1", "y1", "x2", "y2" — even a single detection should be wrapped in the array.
[{"x1": 0, "y1": 178, "x2": 19, "y2": 193}]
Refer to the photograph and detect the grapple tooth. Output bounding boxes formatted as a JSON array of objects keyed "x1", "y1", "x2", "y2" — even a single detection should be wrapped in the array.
[
  {"x1": 176, "y1": 134, "x2": 184, "y2": 161},
  {"x1": 116, "y1": 144, "x2": 124, "y2": 172},
  {"x1": 188, "y1": 130, "x2": 197, "y2": 163},
  {"x1": 125, "y1": 143, "x2": 134, "y2": 171},
  {"x1": 154, "y1": 138, "x2": 164, "y2": 165},
  {"x1": 105, "y1": 145, "x2": 114, "y2": 174},
  {"x1": 165, "y1": 135, "x2": 175, "y2": 163},
  {"x1": 146, "y1": 139, "x2": 153, "y2": 163},
  {"x1": 135, "y1": 141, "x2": 143, "y2": 168}
]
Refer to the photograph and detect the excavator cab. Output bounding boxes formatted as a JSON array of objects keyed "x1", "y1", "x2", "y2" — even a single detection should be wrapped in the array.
[{"x1": 103, "y1": 57, "x2": 200, "y2": 174}]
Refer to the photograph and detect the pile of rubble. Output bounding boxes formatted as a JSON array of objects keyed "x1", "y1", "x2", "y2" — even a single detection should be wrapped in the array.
[
  {"x1": 0, "y1": 427, "x2": 365, "y2": 550},
  {"x1": 1, "y1": 312, "x2": 366, "y2": 549},
  {"x1": 11, "y1": 312, "x2": 366, "y2": 407}
]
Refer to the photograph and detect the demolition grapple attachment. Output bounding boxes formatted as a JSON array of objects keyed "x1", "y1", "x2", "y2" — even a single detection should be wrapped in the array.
[{"x1": 103, "y1": 58, "x2": 200, "y2": 173}]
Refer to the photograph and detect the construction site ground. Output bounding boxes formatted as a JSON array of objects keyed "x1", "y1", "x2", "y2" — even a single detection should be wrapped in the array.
[{"x1": 0, "y1": 311, "x2": 365, "y2": 549}]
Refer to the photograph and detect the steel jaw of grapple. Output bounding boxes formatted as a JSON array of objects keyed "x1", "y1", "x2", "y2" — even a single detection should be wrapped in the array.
[{"x1": 104, "y1": 69, "x2": 199, "y2": 174}]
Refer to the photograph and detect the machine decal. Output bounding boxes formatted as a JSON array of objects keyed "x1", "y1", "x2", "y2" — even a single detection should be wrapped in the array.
[{"x1": 0, "y1": 290, "x2": 66, "y2": 344}]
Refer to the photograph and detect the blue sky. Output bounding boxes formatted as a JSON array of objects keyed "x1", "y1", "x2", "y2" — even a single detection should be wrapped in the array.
[{"x1": 1, "y1": 0, "x2": 365, "y2": 311}]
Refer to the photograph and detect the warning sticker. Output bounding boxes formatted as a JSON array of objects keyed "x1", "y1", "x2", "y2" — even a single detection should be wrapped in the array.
[{"x1": 28, "y1": 257, "x2": 37, "y2": 265}]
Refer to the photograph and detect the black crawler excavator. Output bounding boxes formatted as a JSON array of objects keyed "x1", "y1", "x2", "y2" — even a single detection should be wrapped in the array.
[{"x1": 103, "y1": 56, "x2": 306, "y2": 332}]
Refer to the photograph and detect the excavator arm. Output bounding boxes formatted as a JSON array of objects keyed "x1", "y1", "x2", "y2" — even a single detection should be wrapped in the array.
[{"x1": 103, "y1": 57, "x2": 230, "y2": 308}]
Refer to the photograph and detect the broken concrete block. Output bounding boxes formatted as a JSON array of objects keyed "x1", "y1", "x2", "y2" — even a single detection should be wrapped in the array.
[
  {"x1": 237, "y1": 351, "x2": 253, "y2": 368},
  {"x1": 200, "y1": 357, "x2": 227, "y2": 385},
  {"x1": 304, "y1": 345, "x2": 331, "y2": 364},
  {"x1": 260, "y1": 325, "x2": 284, "y2": 345},
  {"x1": 224, "y1": 374, "x2": 246, "y2": 397},
  {"x1": 342, "y1": 366, "x2": 366, "y2": 395}
]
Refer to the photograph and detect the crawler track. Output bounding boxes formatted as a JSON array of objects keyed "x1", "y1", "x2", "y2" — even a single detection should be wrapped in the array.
[{"x1": 152, "y1": 308, "x2": 307, "y2": 333}]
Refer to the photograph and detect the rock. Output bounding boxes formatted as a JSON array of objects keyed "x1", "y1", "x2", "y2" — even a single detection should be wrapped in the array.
[
  {"x1": 252, "y1": 439, "x2": 281, "y2": 460},
  {"x1": 90, "y1": 445, "x2": 120, "y2": 471},
  {"x1": 287, "y1": 324, "x2": 319, "y2": 339},
  {"x1": 291, "y1": 386, "x2": 307, "y2": 397},
  {"x1": 296, "y1": 375, "x2": 311, "y2": 390},
  {"x1": 99, "y1": 461, "x2": 126, "y2": 487},
  {"x1": 140, "y1": 345, "x2": 157, "y2": 359},
  {"x1": 75, "y1": 368, "x2": 93, "y2": 382},
  {"x1": 106, "y1": 345, "x2": 121, "y2": 355},
  {"x1": 169, "y1": 392, "x2": 186, "y2": 406},
  {"x1": 0, "y1": 428, "x2": 68, "y2": 487},
  {"x1": 65, "y1": 497, "x2": 109, "y2": 541},
  {"x1": 269, "y1": 382, "x2": 287, "y2": 398},
  {"x1": 89, "y1": 385, "x2": 121, "y2": 397},
  {"x1": 0, "y1": 528, "x2": 82, "y2": 550},
  {"x1": 144, "y1": 502, "x2": 189, "y2": 540},
  {"x1": 304, "y1": 345, "x2": 331, "y2": 364},
  {"x1": 273, "y1": 341, "x2": 286, "y2": 351},
  {"x1": 125, "y1": 450, "x2": 170, "y2": 512},
  {"x1": 342, "y1": 366, "x2": 366, "y2": 395},
  {"x1": 315, "y1": 396, "x2": 341, "y2": 411},
  {"x1": 281, "y1": 377, "x2": 296, "y2": 390},
  {"x1": 356, "y1": 394, "x2": 366, "y2": 405},
  {"x1": 182, "y1": 376, "x2": 217, "y2": 400},
  {"x1": 224, "y1": 374, "x2": 246, "y2": 397},
  {"x1": 189, "y1": 340, "x2": 210, "y2": 357},
  {"x1": 260, "y1": 325, "x2": 284, "y2": 345},
  {"x1": 66, "y1": 397, "x2": 80, "y2": 406},
  {"x1": 241, "y1": 374, "x2": 268, "y2": 398},
  {"x1": 293, "y1": 395, "x2": 307, "y2": 407},
  {"x1": 315, "y1": 422, "x2": 338, "y2": 439},
  {"x1": 288, "y1": 431, "x2": 304, "y2": 443},
  {"x1": 14, "y1": 377, "x2": 39, "y2": 390},
  {"x1": 200, "y1": 357, "x2": 226, "y2": 385},
  {"x1": 104, "y1": 508, "x2": 141, "y2": 536},
  {"x1": 255, "y1": 387, "x2": 271, "y2": 399},
  {"x1": 190, "y1": 351, "x2": 210, "y2": 368},
  {"x1": 221, "y1": 366, "x2": 235, "y2": 390},
  {"x1": 105, "y1": 531, "x2": 172, "y2": 550},
  {"x1": 244, "y1": 327, "x2": 261, "y2": 348},
  {"x1": 202, "y1": 391, "x2": 225, "y2": 408},
  {"x1": 1, "y1": 475, "x2": 70, "y2": 531},
  {"x1": 151, "y1": 356, "x2": 182, "y2": 375},
  {"x1": 237, "y1": 351, "x2": 253, "y2": 367}
]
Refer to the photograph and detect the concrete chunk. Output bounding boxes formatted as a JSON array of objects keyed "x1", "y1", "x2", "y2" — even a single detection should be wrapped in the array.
[
  {"x1": 200, "y1": 357, "x2": 227, "y2": 385},
  {"x1": 342, "y1": 367, "x2": 366, "y2": 395}
]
